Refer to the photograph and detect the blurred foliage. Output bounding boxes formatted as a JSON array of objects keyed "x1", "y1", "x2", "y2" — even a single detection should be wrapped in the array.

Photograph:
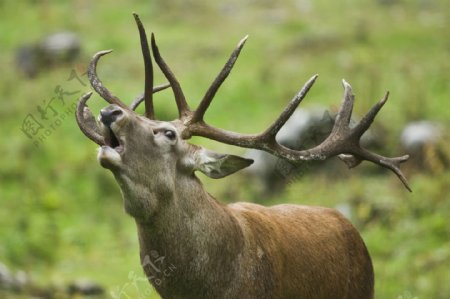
[{"x1": 0, "y1": 0, "x2": 449, "y2": 298}]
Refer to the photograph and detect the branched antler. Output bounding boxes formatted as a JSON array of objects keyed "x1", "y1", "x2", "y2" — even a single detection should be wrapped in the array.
[{"x1": 149, "y1": 36, "x2": 411, "y2": 190}]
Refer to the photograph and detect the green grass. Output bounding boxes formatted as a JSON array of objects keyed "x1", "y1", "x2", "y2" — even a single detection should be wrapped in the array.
[{"x1": 1, "y1": 0, "x2": 449, "y2": 298}]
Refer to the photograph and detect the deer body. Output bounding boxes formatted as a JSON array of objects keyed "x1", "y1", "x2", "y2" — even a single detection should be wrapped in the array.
[
  {"x1": 132, "y1": 178, "x2": 374, "y2": 299},
  {"x1": 76, "y1": 14, "x2": 410, "y2": 299}
]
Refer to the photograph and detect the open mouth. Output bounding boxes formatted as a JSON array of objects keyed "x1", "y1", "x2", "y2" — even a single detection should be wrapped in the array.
[{"x1": 102, "y1": 125, "x2": 124, "y2": 154}]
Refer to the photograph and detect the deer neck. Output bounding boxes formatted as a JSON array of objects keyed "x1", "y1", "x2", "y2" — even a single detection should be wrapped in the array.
[{"x1": 116, "y1": 170, "x2": 245, "y2": 280}]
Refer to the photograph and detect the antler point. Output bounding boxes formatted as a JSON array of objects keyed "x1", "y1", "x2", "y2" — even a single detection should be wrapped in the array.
[
  {"x1": 380, "y1": 91, "x2": 390, "y2": 105},
  {"x1": 97, "y1": 49, "x2": 113, "y2": 56},
  {"x1": 342, "y1": 79, "x2": 352, "y2": 89},
  {"x1": 151, "y1": 33, "x2": 157, "y2": 45},
  {"x1": 237, "y1": 35, "x2": 249, "y2": 48}
]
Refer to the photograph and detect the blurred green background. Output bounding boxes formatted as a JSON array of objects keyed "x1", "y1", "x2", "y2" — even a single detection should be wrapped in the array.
[{"x1": 1, "y1": 0, "x2": 449, "y2": 298}]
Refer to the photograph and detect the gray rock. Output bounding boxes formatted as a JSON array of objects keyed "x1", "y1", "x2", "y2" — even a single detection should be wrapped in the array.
[
  {"x1": 401, "y1": 121, "x2": 442, "y2": 151},
  {"x1": 68, "y1": 279, "x2": 105, "y2": 295},
  {"x1": 0, "y1": 262, "x2": 14, "y2": 290},
  {"x1": 16, "y1": 32, "x2": 81, "y2": 78},
  {"x1": 400, "y1": 121, "x2": 448, "y2": 171},
  {"x1": 39, "y1": 32, "x2": 81, "y2": 65}
]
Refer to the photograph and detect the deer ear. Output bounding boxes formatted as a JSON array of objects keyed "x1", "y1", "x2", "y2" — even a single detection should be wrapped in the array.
[{"x1": 194, "y1": 150, "x2": 253, "y2": 179}]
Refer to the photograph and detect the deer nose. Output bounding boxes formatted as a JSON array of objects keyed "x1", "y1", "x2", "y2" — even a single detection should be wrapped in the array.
[{"x1": 100, "y1": 106, "x2": 123, "y2": 127}]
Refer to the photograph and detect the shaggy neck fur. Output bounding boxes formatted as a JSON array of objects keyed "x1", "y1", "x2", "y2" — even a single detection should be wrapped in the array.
[{"x1": 117, "y1": 169, "x2": 245, "y2": 298}]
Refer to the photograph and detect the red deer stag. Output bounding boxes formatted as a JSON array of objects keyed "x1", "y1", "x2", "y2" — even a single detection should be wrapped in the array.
[{"x1": 76, "y1": 14, "x2": 410, "y2": 299}]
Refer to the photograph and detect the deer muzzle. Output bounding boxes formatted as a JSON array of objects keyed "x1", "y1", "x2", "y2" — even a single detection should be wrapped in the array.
[{"x1": 99, "y1": 105, "x2": 125, "y2": 155}]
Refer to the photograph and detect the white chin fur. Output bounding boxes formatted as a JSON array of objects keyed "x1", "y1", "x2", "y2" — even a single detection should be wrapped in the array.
[{"x1": 97, "y1": 146, "x2": 122, "y2": 168}]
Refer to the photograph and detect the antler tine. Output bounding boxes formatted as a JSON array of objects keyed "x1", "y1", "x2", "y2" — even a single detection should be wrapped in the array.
[
  {"x1": 360, "y1": 149, "x2": 411, "y2": 191},
  {"x1": 261, "y1": 74, "x2": 318, "y2": 141},
  {"x1": 133, "y1": 13, "x2": 154, "y2": 119},
  {"x1": 88, "y1": 50, "x2": 128, "y2": 109},
  {"x1": 381, "y1": 155, "x2": 411, "y2": 190},
  {"x1": 190, "y1": 35, "x2": 249, "y2": 124},
  {"x1": 332, "y1": 80, "x2": 355, "y2": 134},
  {"x1": 151, "y1": 33, "x2": 191, "y2": 118},
  {"x1": 352, "y1": 90, "x2": 389, "y2": 138},
  {"x1": 75, "y1": 91, "x2": 104, "y2": 146}
]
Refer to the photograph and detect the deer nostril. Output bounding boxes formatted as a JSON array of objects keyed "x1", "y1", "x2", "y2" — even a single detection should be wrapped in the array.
[
  {"x1": 111, "y1": 109, "x2": 123, "y2": 116},
  {"x1": 100, "y1": 107, "x2": 123, "y2": 127}
]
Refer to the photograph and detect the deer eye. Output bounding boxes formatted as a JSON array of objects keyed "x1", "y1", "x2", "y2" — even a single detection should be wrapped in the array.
[{"x1": 164, "y1": 130, "x2": 176, "y2": 140}]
